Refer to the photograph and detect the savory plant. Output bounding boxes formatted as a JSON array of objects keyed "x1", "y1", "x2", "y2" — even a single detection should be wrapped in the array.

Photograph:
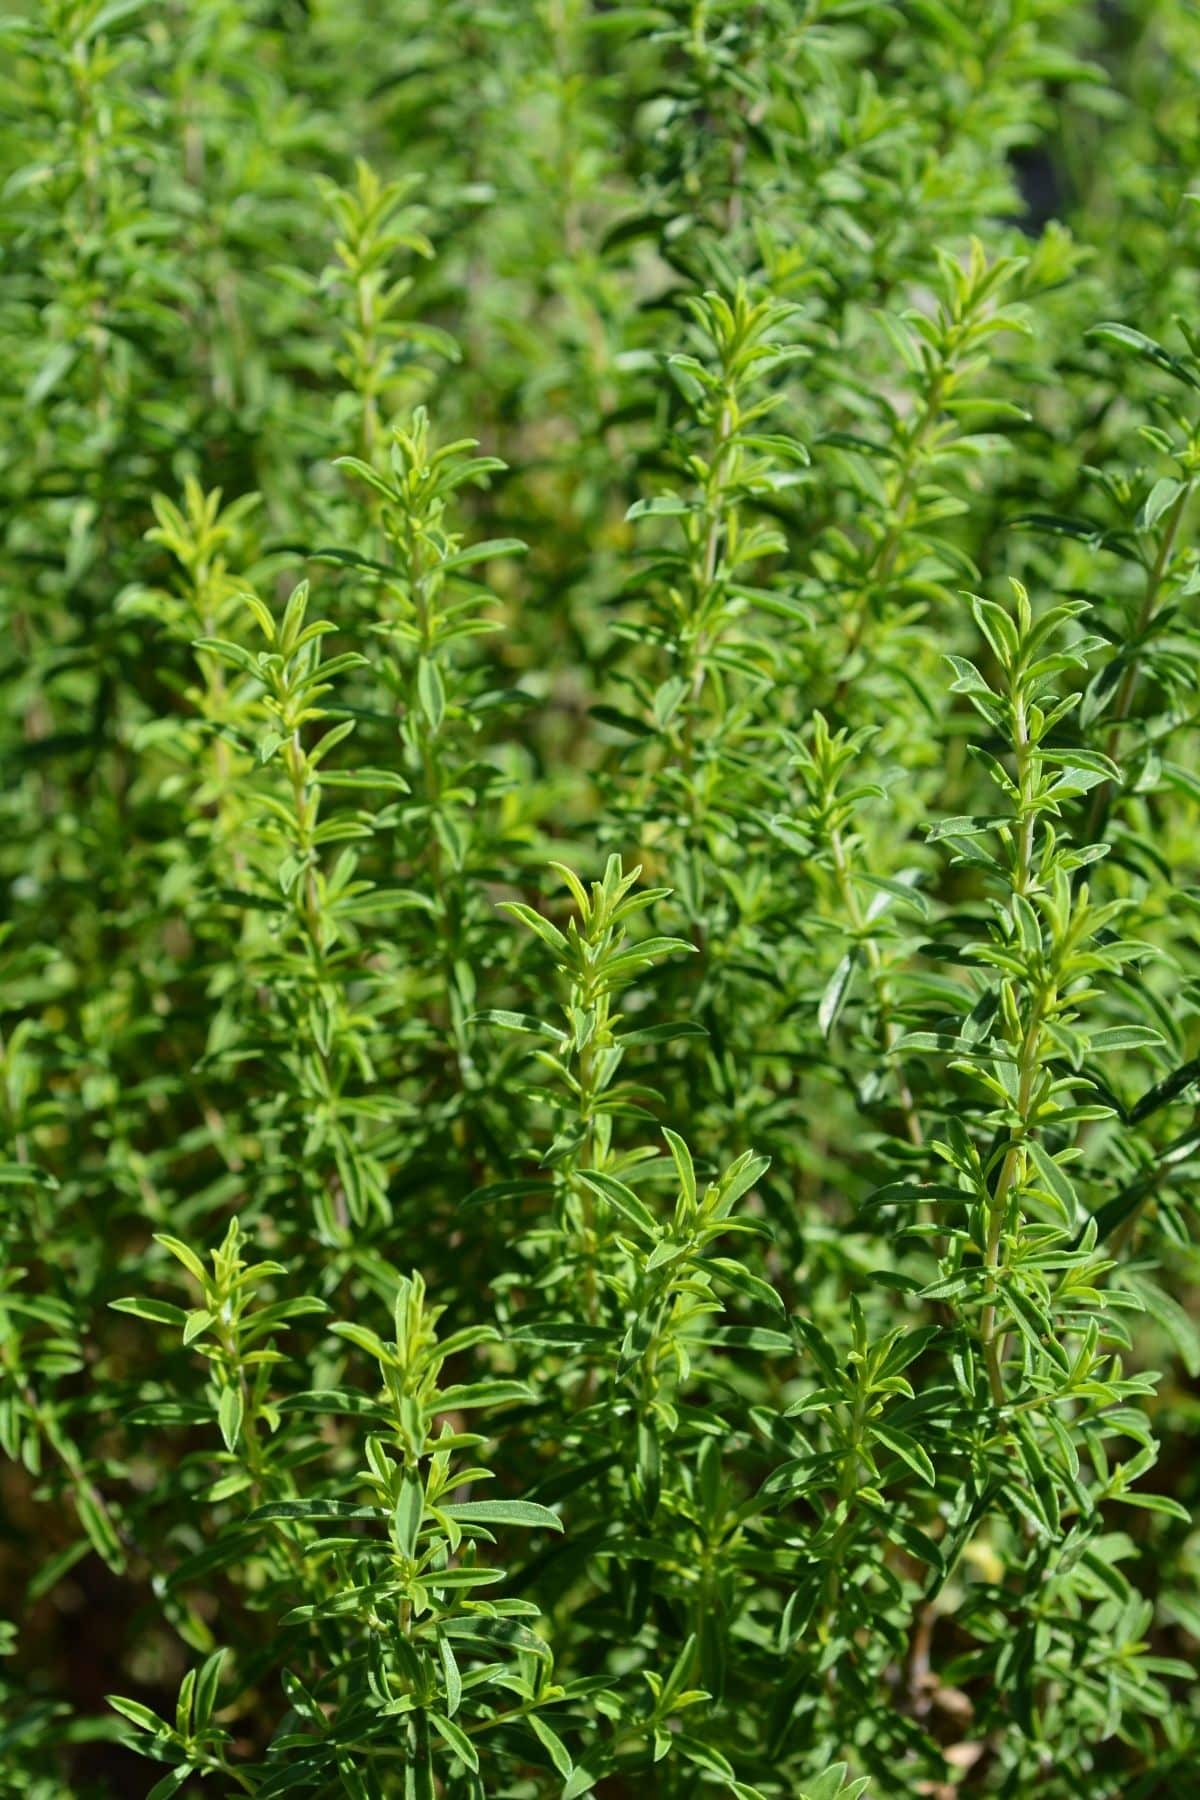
[{"x1": 2, "y1": 3, "x2": 1199, "y2": 1798}]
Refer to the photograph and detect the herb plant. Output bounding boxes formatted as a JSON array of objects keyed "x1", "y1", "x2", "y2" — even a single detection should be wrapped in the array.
[{"x1": 2, "y1": 3, "x2": 1200, "y2": 1797}]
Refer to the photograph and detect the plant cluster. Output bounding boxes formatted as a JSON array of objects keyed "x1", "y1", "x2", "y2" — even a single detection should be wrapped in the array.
[{"x1": 2, "y1": 3, "x2": 1200, "y2": 1797}]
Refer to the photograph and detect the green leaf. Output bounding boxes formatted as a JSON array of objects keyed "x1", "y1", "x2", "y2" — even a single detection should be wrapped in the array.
[
  {"x1": 193, "y1": 1649, "x2": 225, "y2": 1731},
  {"x1": 146, "y1": 1770, "x2": 194, "y2": 1800},
  {"x1": 333, "y1": 454, "x2": 396, "y2": 499},
  {"x1": 435, "y1": 1379, "x2": 533, "y2": 1410},
  {"x1": 107, "y1": 1695, "x2": 170, "y2": 1735},
  {"x1": 509, "y1": 1322, "x2": 619, "y2": 1349},
  {"x1": 676, "y1": 1736, "x2": 734, "y2": 1778},
  {"x1": 218, "y1": 1386, "x2": 244, "y2": 1453},
  {"x1": 498, "y1": 901, "x2": 569, "y2": 954},
  {"x1": 417, "y1": 657, "x2": 446, "y2": 732},
  {"x1": 470, "y1": 1009, "x2": 566, "y2": 1040},
  {"x1": 872, "y1": 1424, "x2": 936, "y2": 1487},
  {"x1": 1085, "y1": 1026, "x2": 1165, "y2": 1054},
  {"x1": 1113, "y1": 1491, "x2": 1191, "y2": 1522},
  {"x1": 108, "y1": 1297, "x2": 187, "y2": 1328},
  {"x1": 563, "y1": 1761, "x2": 602, "y2": 1800},
  {"x1": 445, "y1": 1500, "x2": 563, "y2": 1532},
  {"x1": 393, "y1": 1467, "x2": 424, "y2": 1557},
  {"x1": 439, "y1": 1637, "x2": 462, "y2": 1717},
  {"x1": 926, "y1": 814, "x2": 1006, "y2": 841},
  {"x1": 704, "y1": 1325, "x2": 793, "y2": 1353},
  {"x1": 626, "y1": 494, "x2": 695, "y2": 519},
  {"x1": 320, "y1": 768, "x2": 410, "y2": 791},
  {"x1": 614, "y1": 1020, "x2": 708, "y2": 1046},
  {"x1": 663, "y1": 1127, "x2": 696, "y2": 1208},
  {"x1": 818, "y1": 951, "x2": 858, "y2": 1038},
  {"x1": 439, "y1": 537, "x2": 526, "y2": 572},
  {"x1": 77, "y1": 1488, "x2": 125, "y2": 1573},
  {"x1": 192, "y1": 637, "x2": 261, "y2": 677},
  {"x1": 246, "y1": 1501, "x2": 382, "y2": 1524},
  {"x1": 430, "y1": 1710, "x2": 479, "y2": 1772},
  {"x1": 529, "y1": 1712, "x2": 573, "y2": 1777},
  {"x1": 1086, "y1": 322, "x2": 1200, "y2": 391},
  {"x1": 576, "y1": 1171, "x2": 658, "y2": 1238},
  {"x1": 701, "y1": 1259, "x2": 786, "y2": 1317},
  {"x1": 1138, "y1": 477, "x2": 1184, "y2": 532},
  {"x1": 152, "y1": 1236, "x2": 208, "y2": 1284},
  {"x1": 329, "y1": 1321, "x2": 393, "y2": 1361}
]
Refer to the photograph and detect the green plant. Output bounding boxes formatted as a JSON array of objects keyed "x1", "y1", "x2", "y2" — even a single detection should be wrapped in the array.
[{"x1": 3, "y1": 4, "x2": 1200, "y2": 1798}]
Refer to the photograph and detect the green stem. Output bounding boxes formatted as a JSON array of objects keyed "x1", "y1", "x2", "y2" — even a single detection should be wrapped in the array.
[{"x1": 979, "y1": 693, "x2": 1039, "y2": 1405}]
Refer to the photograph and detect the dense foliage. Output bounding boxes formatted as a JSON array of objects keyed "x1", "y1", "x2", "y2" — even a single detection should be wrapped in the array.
[{"x1": 3, "y1": 2, "x2": 1200, "y2": 1795}]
